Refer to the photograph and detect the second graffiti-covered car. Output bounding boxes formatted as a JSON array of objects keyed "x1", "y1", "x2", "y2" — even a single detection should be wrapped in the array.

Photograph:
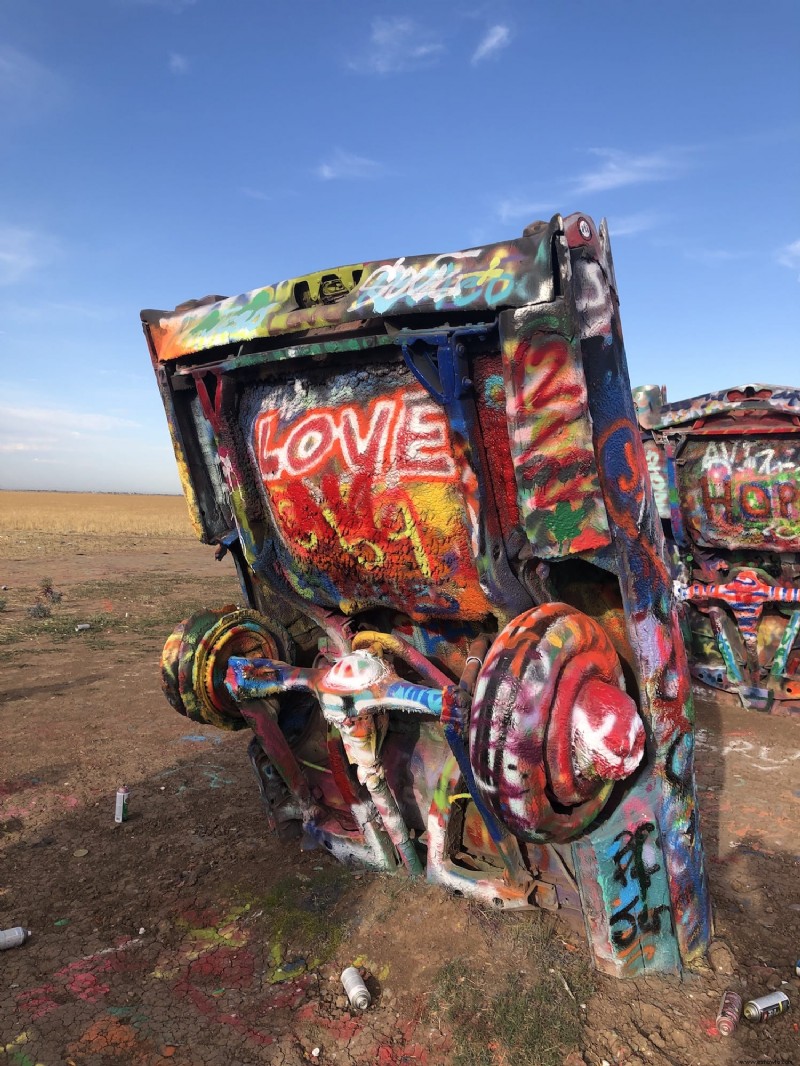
[{"x1": 635, "y1": 382, "x2": 800, "y2": 712}]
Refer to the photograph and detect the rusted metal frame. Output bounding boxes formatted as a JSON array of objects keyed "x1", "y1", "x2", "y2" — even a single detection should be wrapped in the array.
[
  {"x1": 237, "y1": 700, "x2": 318, "y2": 824},
  {"x1": 170, "y1": 332, "x2": 399, "y2": 379},
  {"x1": 148, "y1": 356, "x2": 211, "y2": 541},
  {"x1": 326, "y1": 725, "x2": 362, "y2": 806},
  {"x1": 193, "y1": 369, "x2": 299, "y2": 613},
  {"x1": 652, "y1": 385, "x2": 800, "y2": 429},
  {"x1": 219, "y1": 534, "x2": 260, "y2": 611},
  {"x1": 200, "y1": 372, "x2": 264, "y2": 522},
  {"x1": 706, "y1": 605, "x2": 745, "y2": 685},
  {"x1": 192, "y1": 370, "x2": 264, "y2": 545},
  {"x1": 438, "y1": 636, "x2": 532, "y2": 891},
  {"x1": 143, "y1": 222, "x2": 564, "y2": 364},
  {"x1": 669, "y1": 421, "x2": 800, "y2": 436},
  {"x1": 425, "y1": 756, "x2": 534, "y2": 908},
  {"x1": 235, "y1": 677, "x2": 397, "y2": 869},
  {"x1": 770, "y1": 609, "x2": 800, "y2": 678},
  {"x1": 655, "y1": 431, "x2": 691, "y2": 551},
  {"x1": 569, "y1": 231, "x2": 711, "y2": 975},
  {"x1": 679, "y1": 570, "x2": 800, "y2": 708},
  {"x1": 397, "y1": 325, "x2": 532, "y2": 623},
  {"x1": 439, "y1": 688, "x2": 530, "y2": 886},
  {"x1": 334, "y1": 716, "x2": 424, "y2": 877},
  {"x1": 498, "y1": 293, "x2": 611, "y2": 560},
  {"x1": 226, "y1": 656, "x2": 445, "y2": 875},
  {"x1": 196, "y1": 363, "x2": 354, "y2": 658},
  {"x1": 350, "y1": 630, "x2": 454, "y2": 689}
]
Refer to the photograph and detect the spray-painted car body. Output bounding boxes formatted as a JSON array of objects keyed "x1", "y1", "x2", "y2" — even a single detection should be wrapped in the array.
[
  {"x1": 635, "y1": 383, "x2": 800, "y2": 713},
  {"x1": 143, "y1": 213, "x2": 711, "y2": 978}
]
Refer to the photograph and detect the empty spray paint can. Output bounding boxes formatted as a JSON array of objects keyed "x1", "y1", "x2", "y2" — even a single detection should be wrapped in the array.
[
  {"x1": 341, "y1": 966, "x2": 371, "y2": 1010},
  {"x1": 115, "y1": 785, "x2": 129, "y2": 824},
  {"x1": 0, "y1": 927, "x2": 30, "y2": 951},
  {"x1": 743, "y1": 990, "x2": 790, "y2": 1022},
  {"x1": 716, "y1": 990, "x2": 743, "y2": 1035}
]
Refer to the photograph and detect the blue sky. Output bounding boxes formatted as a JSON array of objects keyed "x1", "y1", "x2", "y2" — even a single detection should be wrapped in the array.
[{"x1": 1, "y1": 0, "x2": 798, "y2": 494}]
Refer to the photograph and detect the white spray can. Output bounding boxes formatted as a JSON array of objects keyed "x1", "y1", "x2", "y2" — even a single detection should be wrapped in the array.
[
  {"x1": 341, "y1": 966, "x2": 371, "y2": 1010},
  {"x1": 115, "y1": 785, "x2": 129, "y2": 824},
  {"x1": 0, "y1": 927, "x2": 30, "y2": 950}
]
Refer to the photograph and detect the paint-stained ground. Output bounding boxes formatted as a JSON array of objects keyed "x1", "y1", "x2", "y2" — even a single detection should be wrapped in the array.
[{"x1": 0, "y1": 534, "x2": 798, "y2": 1066}]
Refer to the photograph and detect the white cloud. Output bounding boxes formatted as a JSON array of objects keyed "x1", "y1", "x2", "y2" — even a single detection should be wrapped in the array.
[
  {"x1": 0, "y1": 45, "x2": 64, "y2": 121},
  {"x1": 316, "y1": 149, "x2": 383, "y2": 182},
  {"x1": 494, "y1": 145, "x2": 690, "y2": 224},
  {"x1": 0, "y1": 404, "x2": 139, "y2": 435},
  {"x1": 0, "y1": 227, "x2": 58, "y2": 285},
  {"x1": 348, "y1": 18, "x2": 444, "y2": 75},
  {"x1": 472, "y1": 25, "x2": 511, "y2": 64},
  {"x1": 121, "y1": 0, "x2": 197, "y2": 10},
  {"x1": 240, "y1": 186, "x2": 299, "y2": 203},
  {"x1": 0, "y1": 402, "x2": 142, "y2": 490},
  {"x1": 168, "y1": 52, "x2": 189, "y2": 74},
  {"x1": 240, "y1": 187, "x2": 293, "y2": 204},
  {"x1": 498, "y1": 204, "x2": 660, "y2": 235},
  {"x1": 606, "y1": 212, "x2": 661, "y2": 237},
  {"x1": 495, "y1": 198, "x2": 555, "y2": 224},
  {"x1": 574, "y1": 148, "x2": 687, "y2": 195},
  {"x1": 0, "y1": 380, "x2": 181, "y2": 493},
  {"x1": 685, "y1": 247, "x2": 748, "y2": 264},
  {"x1": 777, "y1": 238, "x2": 800, "y2": 281},
  {"x1": 28, "y1": 300, "x2": 118, "y2": 321}
]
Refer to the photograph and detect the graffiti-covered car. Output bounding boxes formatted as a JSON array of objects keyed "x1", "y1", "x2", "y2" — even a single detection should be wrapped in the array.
[
  {"x1": 142, "y1": 213, "x2": 711, "y2": 978},
  {"x1": 635, "y1": 383, "x2": 800, "y2": 713}
]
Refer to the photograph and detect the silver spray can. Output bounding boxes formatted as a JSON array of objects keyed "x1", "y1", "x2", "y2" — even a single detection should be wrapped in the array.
[
  {"x1": 115, "y1": 785, "x2": 129, "y2": 824},
  {"x1": 341, "y1": 966, "x2": 371, "y2": 1010},
  {"x1": 0, "y1": 927, "x2": 31, "y2": 951},
  {"x1": 743, "y1": 990, "x2": 790, "y2": 1021}
]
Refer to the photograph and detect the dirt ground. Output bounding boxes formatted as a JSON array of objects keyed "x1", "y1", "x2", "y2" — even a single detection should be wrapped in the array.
[{"x1": 0, "y1": 533, "x2": 798, "y2": 1066}]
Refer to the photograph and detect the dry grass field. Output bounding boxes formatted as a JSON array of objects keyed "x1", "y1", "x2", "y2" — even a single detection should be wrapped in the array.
[{"x1": 0, "y1": 491, "x2": 196, "y2": 561}]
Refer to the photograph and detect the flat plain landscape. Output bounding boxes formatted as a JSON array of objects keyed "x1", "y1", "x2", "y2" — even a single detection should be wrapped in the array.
[{"x1": 0, "y1": 492, "x2": 798, "y2": 1066}]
